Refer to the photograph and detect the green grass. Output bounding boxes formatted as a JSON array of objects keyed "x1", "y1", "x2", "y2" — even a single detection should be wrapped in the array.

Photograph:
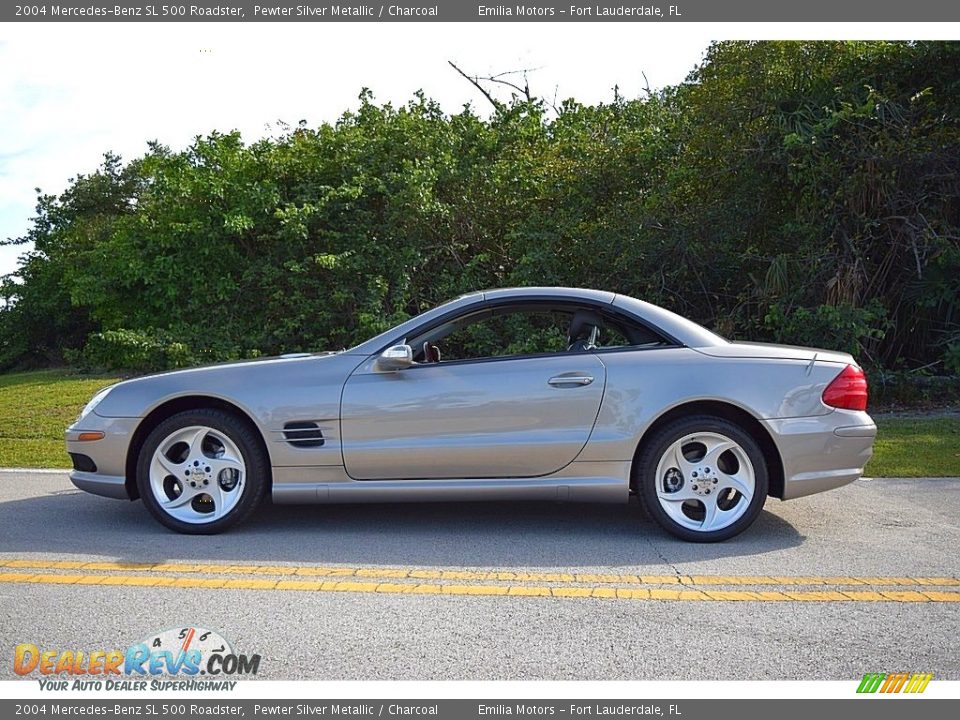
[
  {"x1": 0, "y1": 370, "x2": 120, "y2": 468},
  {"x1": 869, "y1": 417, "x2": 960, "y2": 478},
  {"x1": 0, "y1": 370, "x2": 957, "y2": 476}
]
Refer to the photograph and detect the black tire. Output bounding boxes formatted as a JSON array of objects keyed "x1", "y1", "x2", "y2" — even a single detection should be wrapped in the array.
[
  {"x1": 136, "y1": 409, "x2": 269, "y2": 535},
  {"x1": 635, "y1": 415, "x2": 768, "y2": 542}
]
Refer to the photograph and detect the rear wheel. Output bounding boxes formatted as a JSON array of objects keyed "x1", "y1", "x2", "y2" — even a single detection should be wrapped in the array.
[
  {"x1": 636, "y1": 415, "x2": 768, "y2": 542},
  {"x1": 136, "y1": 409, "x2": 268, "y2": 534}
]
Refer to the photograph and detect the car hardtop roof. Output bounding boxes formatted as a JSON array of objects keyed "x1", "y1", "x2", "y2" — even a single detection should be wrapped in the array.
[{"x1": 467, "y1": 286, "x2": 617, "y2": 304}]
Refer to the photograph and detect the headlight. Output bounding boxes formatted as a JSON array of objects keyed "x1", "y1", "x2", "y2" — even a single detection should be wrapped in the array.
[{"x1": 76, "y1": 385, "x2": 115, "y2": 424}]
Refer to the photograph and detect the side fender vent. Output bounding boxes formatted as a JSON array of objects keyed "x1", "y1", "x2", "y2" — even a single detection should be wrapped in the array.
[{"x1": 282, "y1": 421, "x2": 325, "y2": 448}]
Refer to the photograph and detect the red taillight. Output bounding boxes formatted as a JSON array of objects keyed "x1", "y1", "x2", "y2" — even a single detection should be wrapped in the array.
[{"x1": 822, "y1": 364, "x2": 868, "y2": 411}]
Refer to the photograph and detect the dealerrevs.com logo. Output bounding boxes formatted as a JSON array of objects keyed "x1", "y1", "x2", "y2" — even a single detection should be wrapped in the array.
[
  {"x1": 14, "y1": 627, "x2": 260, "y2": 691},
  {"x1": 857, "y1": 672, "x2": 933, "y2": 694}
]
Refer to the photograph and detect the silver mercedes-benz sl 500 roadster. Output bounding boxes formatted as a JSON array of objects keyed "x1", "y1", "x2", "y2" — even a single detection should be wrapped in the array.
[{"x1": 66, "y1": 287, "x2": 875, "y2": 541}]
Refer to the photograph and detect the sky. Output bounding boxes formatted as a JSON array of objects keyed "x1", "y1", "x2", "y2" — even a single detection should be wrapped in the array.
[{"x1": 1, "y1": 22, "x2": 951, "y2": 279}]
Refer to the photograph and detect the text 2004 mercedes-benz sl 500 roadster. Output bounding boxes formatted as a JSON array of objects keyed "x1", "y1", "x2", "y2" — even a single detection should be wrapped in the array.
[{"x1": 66, "y1": 287, "x2": 876, "y2": 541}]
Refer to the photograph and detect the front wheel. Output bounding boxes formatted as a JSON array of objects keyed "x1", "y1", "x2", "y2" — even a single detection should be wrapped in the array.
[
  {"x1": 635, "y1": 416, "x2": 768, "y2": 542},
  {"x1": 136, "y1": 409, "x2": 268, "y2": 534}
]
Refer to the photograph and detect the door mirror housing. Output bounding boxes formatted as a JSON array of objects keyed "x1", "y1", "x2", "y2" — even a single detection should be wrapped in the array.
[{"x1": 377, "y1": 344, "x2": 414, "y2": 371}]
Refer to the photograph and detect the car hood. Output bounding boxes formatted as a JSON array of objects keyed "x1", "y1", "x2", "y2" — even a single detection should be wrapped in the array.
[
  {"x1": 118, "y1": 350, "x2": 344, "y2": 381},
  {"x1": 92, "y1": 350, "x2": 370, "y2": 419},
  {"x1": 693, "y1": 342, "x2": 856, "y2": 366}
]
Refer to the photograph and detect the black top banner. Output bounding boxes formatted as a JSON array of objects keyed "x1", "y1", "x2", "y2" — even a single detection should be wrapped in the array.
[{"x1": 5, "y1": 0, "x2": 960, "y2": 22}]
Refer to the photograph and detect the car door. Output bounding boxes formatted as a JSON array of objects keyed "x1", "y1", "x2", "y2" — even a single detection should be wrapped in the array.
[{"x1": 339, "y1": 353, "x2": 606, "y2": 480}]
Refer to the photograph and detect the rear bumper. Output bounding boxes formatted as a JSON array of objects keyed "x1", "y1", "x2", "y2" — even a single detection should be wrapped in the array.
[{"x1": 763, "y1": 410, "x2": 876, "y2": 500}]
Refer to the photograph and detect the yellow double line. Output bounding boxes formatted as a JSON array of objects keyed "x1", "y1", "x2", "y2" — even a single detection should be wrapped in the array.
[{"x1": 0, "y1": 558, "x2": 958, "y2": 603}]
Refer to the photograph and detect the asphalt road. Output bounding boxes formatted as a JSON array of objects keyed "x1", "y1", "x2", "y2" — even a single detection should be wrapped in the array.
[{"x1": 0, "y1": 470, "x2": 958, "y2": 681}]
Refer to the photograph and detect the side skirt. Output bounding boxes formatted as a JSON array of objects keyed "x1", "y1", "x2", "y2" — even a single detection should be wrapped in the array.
[{"x1": 271, "y1": 461, "x2": 631, "y2": 505}]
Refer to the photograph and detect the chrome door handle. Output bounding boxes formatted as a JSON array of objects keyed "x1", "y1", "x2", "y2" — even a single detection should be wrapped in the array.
[{"x1": 548, "y1": 374, "x2": 594, "y2": 387}]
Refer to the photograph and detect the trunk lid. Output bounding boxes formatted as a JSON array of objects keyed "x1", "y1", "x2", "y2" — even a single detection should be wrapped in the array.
[{"x1": 693, "y1": 341, "x2": 855, "y2": 366}]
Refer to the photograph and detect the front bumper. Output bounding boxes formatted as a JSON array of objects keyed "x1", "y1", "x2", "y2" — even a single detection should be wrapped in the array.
[
  {"x1": 763, "y1": 409, "x2": 876, "y2": 500},
  {"x1": 65, "y1": 415, "x2": 141, "y2": 500},
  {"x1": 69, "y1": 470, "x2": 129, "y2": 499}
]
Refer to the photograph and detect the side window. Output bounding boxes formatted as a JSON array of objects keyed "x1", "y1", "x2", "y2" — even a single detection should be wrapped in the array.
[
  {"x1": 595, "y1": 317, "x2": 666, "y2": 349},
  {"x1": 407, "y1": 303, "x2": 671, "y2": 364},
  {"x1": 595, "y1": 322, "x2": 632, "y2": 349},
  {"x1": 430, "y1": 309, "x2": 573, "y2": 362}
]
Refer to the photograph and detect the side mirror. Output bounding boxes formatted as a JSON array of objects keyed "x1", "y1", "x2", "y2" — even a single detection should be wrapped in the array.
[{"x1": 376, "y1": 344, "x2": 414, "y2": 371}]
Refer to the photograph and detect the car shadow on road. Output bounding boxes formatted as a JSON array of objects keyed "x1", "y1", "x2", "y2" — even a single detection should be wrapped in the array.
[{"x1": 0, "y1": 487, "x2": 804, "y2": 568}]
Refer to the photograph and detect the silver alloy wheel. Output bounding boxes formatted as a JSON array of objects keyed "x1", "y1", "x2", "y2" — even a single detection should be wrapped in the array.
[
  {"x1": 148, "y1": 425, "x2": 246, "y2": 525},
  {"x1": 654, "y1": 431, "x2": 755, "y2": 533}
]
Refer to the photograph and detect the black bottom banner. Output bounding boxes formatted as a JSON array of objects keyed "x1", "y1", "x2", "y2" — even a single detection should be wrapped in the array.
[{"x1": 2, "y1": 700, "x2": 957, "y2": 720}]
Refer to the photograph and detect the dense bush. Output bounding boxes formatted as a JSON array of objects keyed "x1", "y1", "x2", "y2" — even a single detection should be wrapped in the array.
[
  {"x1": 67, "y1": 329, "x2": 195, "y2": 373},
  {"x1": 1, "y1": 41, "x2": 958, "y2": 373}
]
